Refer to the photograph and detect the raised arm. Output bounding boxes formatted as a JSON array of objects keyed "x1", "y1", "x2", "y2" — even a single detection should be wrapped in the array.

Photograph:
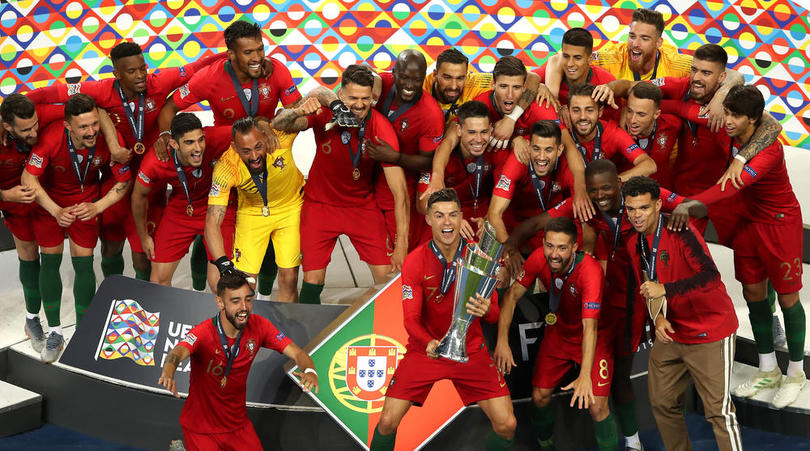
[{"x1": 284, "y1": 342, "x2": 319, "y2": 394}]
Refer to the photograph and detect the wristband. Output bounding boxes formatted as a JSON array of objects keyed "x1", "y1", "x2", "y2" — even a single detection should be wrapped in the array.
[
  {"x1": 506, "y1": 104, "x2": 525, "y2": 121},
  {"x1": 159, "y1": 130, "x2": 171, "y2": 138},
  {"x1": 733, "y1": 154, "x2": 747, "y2": 164},
  {"x1": 304, "y1": 367, "x2": 317, "y2": 376}
]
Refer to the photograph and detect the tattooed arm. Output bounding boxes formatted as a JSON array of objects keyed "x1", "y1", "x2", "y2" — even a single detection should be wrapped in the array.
[
  {"x1": 272, "y1": 97, "x2": 321, "y2": 133},
  {"x1": 204, "y1": 204, "x2": 229, "y2": 262},
  {"x1": 158, "y1": 344, "x2": 191, "y2": 397}
]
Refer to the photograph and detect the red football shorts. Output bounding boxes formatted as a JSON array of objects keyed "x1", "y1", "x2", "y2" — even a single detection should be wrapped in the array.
[
  {"x1": 733, "y1": 219, "x2": 803, "y2": 294},
  {"x1": 386, "y1": 349, "x2": 510, "y2": 406},
  {"x1": 300, "y1": 199, "x2": 390, "y2": 271},
  {"x1": 1, "y1": 203, "x2": 36, "y2": 242},
  {"x1": 182, "y1": 421, "x2": 262, "y2": 451},
  {"x1": 33, "y1": 208, "x2": 99, "y2": 249},
  {"x1": 533, "y1": 326, "x2": 614, "y2": 397},
  {"x1": 707, "y1": 195, "x2": 744, "y2": 248},
  {"x1": 152, "y1": 203, "x2": 235, "y2": 263}
]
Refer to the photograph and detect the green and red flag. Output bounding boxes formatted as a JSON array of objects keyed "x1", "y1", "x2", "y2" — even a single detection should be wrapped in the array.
[{"x1": 288, "y1": 276, "x2": 465, "y2": 450}]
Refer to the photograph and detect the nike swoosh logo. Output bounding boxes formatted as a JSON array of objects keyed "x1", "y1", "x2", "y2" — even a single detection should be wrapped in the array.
[
  {"x1": 597, "y1": 381, "x2": 609, "y2": 387},
  {"x1": 499, "y1": 382, "x2": 506, "y2": 388},
  {"x1": 424, "y1": 275, "x2": 436, "y2": 280},
  {"x1": 221, "y1": 96, "x2": 234, "y2": 102}
]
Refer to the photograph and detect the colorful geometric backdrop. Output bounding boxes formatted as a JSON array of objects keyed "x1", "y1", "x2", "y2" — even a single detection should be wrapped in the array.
[{"x1": 1, "y1": 0, "x2": 808, "y2": 147}]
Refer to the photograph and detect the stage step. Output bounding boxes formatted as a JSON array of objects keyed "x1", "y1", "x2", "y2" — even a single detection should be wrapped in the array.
[
  {"x1": 0, "y1": 377, "x2": 42, "y2": 437},
  {"x1": 731, "y1": 361, "x2": 810, "y2": 437}
]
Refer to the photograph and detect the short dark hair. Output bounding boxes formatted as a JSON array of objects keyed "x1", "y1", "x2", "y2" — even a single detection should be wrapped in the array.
[
  {"x1": 231, "y1": 116, "x2": 259, "y2": 140},
  {"x1": 110, "y1": 42, "x2": 143, "y2": 65},
  {"x1": 530, "y1": 120, "x2": 562, "y2": 145},
  {"x1": 544, "y1": 217, "x2": 578, "y2": 243},
  {"x1": 427, "y1": 188, "x2": 461, "y2": 211},
  {"x1": 568, "y1": 83, "x2": 601, "y2": 108},
  {"x1": 621, "y1": 175, "x2": 660, "y2": 200},
  {"x1": 492, "y1": 55, "x2": 527, "y2": 83},
  {"x1": 584, "y1": 158, "x2": 618, "y2": 179},
  {"x1": 0, "y1": 93, "x2": 36, "y2": 124},
  {"x1": 456, "y1": 100, "x2": 491, "y2": 126},
  {"x1": 216, "y1": 271, "x2": 251, "y2": 297},
  {"x1": 64, "y1": 94, "x2": 97, "y2": 121},
  {"x1": 224, "y1": 20, "x2": 262, "y2": 50},
  {"x1": 723, "y1": 85, "x2": 764, "y2": 125},
  {"x1": 170, "y1": 112, "x2": 203, "y2": 141},
  {"x1": 631, "y1": 8, "x2": 665, "y2": 36},
  {"x1": 694, "y1": 44, "x2": 728, "y2": 69},
  {"x1": 342, "y1": 64, "x2": 375, "y2": 88},
  {"x1": 436, "y1": 48, "x2": 468, "y2": 70},
  {"x1": 562, "y1": 28, "x2": 594, "y2": 54},
  {"x1": 629, "y1": 82, "x2": 663, "y2": 108}
]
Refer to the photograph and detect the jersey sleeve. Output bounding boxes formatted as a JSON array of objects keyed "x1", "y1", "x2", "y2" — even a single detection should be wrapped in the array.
[
  {"x1": 271, "y1": 59, "x2": 302, "y2": 107},
  {"x1": 608, "y1": 125, "x2": 646, "y2": 164},
  {"x1": 517, "y1": 249, "x2": 546, "y2": 289},
  {"x1": 176, "y1": 322, "x2": 206, "y2": 354},
  {"x1": 374, "y1": 116, "x2": 401, "y2": 168},
  {"x1": 35, "y1": 104, "x2": 66, "y2": 128},
  {"x1": 547, "y1": 197, "x2": 575, "y2": 218},
  {"x1": 661, "y1": 228, "x2": 722, "y2": 301},
  {"x1": 492, "y1": 154, "x2": 524, "y2": 200},
  {"x1": 209, "y1": 150, "x2": 239, "y2": 206},
  {"x1": 259, "y1": 317, "x2": 293, "y2": 353},
  {"x1": 204, "y1": 126, "x2": 234, "y2": 160},
  {"x1": 416, "y1": 171, "x2": 431, "y2": 195},
  {"x1": 110, "y1": 163, "x2": 132, "y2": 183},
  {"x1": 136, "y1": 153, "x2": 161, "y2": 189},
  {"x1": 172, "y1": 68, "x2": 211, "y2": 111},
  {"x1": 307, "y1": 106, "x2": 331, "y2": 130},
  {"x1": 659, "y1": 188, "x2": 686, "y2": 212},
  {"x1": 25, "y1": 131, "x2": 57, "y2": 176},
  {"x1": 659, "y1": 99, "x2": 708, "y2": 126},
  {"x1": 401, "y1": 254, "x2": 435, "y2": 350},
  {"x1": 690, "y1": 144, "x2": 783, "y2": 206},
  {"x1": 26, "y1": 81, "x2": 88, "y2": 104},
  {"x1": 580, "y1": 258, "x2": 604, "y2": 320},
  {"x1": 653, "y1": 77, "x2": 689, "y2": 100},
  {"x1": 181, "y1": 52, "x2": 229, "y2": 79},
  {"x1": 417, "y1": 103, "x2": 445, "y2": 153}
]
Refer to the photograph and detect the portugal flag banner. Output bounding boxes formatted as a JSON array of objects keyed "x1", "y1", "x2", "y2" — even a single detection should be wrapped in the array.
[{"x1": 288, "y1": 276, "x2": 465, "y2": 451}]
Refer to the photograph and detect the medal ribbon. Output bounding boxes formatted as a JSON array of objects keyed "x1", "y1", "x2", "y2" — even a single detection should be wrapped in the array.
[
  {"x1": 429, "y1": 238, "x2": 467, "y2": 294},
  {"x1": 65, "y1": 130, "x2": 96, "y2": 192},
  {"x1": 600, "y1": 197, "x2": 625, "y2": 260},
  {"x1": 225, "y1": 61, "x2": 259, "y2": 117},
  {"x1": 470, "y1": 155, "x2": 484, "y2": 206},
  {"x1": 683, "y1": 90, "x2": 700, "y2": 145},
  {"x1": 528, "y1": 159, "x2": 557, "y2": 212},
  {"x1": 348, "y1": 121, "x2": 367, "y2": 174},
  {"x1": 548, "y1": 253, "x2": 579, "y2": 313},
  {"x1": 572, "y1": 121, "x2": 603, "y2": 163},
  {"x1": 114, "y1": 79, "x2": 145, "y2": 146},
  {"x1": 11, "y1": 136, "x2": 30, "y2": 154},
  {"x1": 635, "y1": 121, "x2": 657, "y2": 153},
  {"x1": 638, "y1": 213, "x2": 664, "y2": 281},
  {"x1": 380, "y1": 85, "x2": 418, "y2": 123},
  {"x1": 171, "y1": 149, "x2": 195, "y2": 213},
  {"x1": 214, "y1": 313, "x2": 243, "y2": 383},
  {"x1": 250, "y1": 169, "x2": 269, "y2": 212}
]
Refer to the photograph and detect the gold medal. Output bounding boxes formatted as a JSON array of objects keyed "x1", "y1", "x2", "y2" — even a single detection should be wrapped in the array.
[
  {"x1": 134, "y1": 142, "x2": 146, "y2": 154},
  {"x1": 220, "y1": 376, "x2": 227, "y2": 388},
  {"x1": 261, "y1": 205, "x2": 269, "y2": 217},
  {"x1": 186, "y1": 204, "x2": 194, "y2": 217},
  {"x1": 545, "y1": 312, "x2": 557, "y2": 325},
  {"x1": 352, "y1": 167, "x2": 360, "y2": 181}
]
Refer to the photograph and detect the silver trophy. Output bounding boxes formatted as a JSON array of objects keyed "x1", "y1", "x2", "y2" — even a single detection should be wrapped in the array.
[{"x1": 435, "y1": 222, "x2": 503, "y2": 363}]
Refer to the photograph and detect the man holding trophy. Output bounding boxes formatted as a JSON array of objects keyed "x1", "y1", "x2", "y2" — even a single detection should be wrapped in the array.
[
  {"x1": 370, "y1": 188, "x2": 517, "y2": 451},
  {"x1": 622, "y1": 176, "x2": 742, "y2": 451}
]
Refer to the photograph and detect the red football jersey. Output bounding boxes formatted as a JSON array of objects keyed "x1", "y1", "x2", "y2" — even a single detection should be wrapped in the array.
[
  {"x1": 400, "y1": 240, "x2": 500, "y2": 355},
  {"x1": 416, "y1": 146, "x2": 499, "y2": 220},
  {"x1": 26, "y1": 122, "x2": 130, "y2": 205},
  {"x1": 691, "y1": 137, "x2": 801, "y2": 225},
  {"x1": 306, "y1": 106, "x2": 400, "y2": 208},
  {"x1": 533, "y1": 64, "x2": 615, "y2": 105},
  {"x1": 492, "y1": 152, "x2": 574, "y2": 222},
  {"x1": 619, "y1": 113, "x2": 681, "y2": 190},
  {"x1": 136, "y1": 126, "x2": 231, "y2": 209},
  {"x1": 374, "y1": 72, "x2": 445, "y2": 211},
  {"x1": 173, "y1": 57, "x2": 301, "y2": 126},
  {"x1": 26, "y1": 53, "x2": 226, "y2": 152},
  {"x1": 517, "y1": 251, "x2": 604, "y2": 345},
  {"x1": 656, "y1": 76, "x2": 729, "y2": 196},
  {"x1": 177, "y1": 314, "x2": 292, "y2": 433},
  {"x1": 625, "y1": 220, "x2": 738, "y2": 344},
  {"x1": 572, "y1": 120, "x2": 646, "y2": 168}
]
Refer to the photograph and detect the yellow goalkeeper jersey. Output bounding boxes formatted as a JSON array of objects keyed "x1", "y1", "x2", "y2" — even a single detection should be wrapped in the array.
[
  {"x1": 424, "y1": 71, "x2": 492, "y2": 127},
  {"x1": 595, "y1": 41, "x2": 692, "y2": 81}
]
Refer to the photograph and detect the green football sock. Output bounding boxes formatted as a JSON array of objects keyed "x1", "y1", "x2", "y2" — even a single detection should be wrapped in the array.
[
  {"x1": 190, "y1": 235, "x2": 207, "y2": 291},
  {"x1": 258, "y1": 243, "x2": 278, "y2": 296},
  {"x1": 613, "y1": 401, "x2": 638, "y2": 437},
  {"x1": 100, "y1": 251, "x2": 124, "y2": 278},
  {"x1": 782, "y1": 301, "x2": 806, "y2": 362},
  {"x1": 767, "y1": 281, "x2": 777, "y2": 314},
  {"x1": 72, "y1": 256, "x2": 96, "y2": 325},
  {"x1": 369, "y1": 426, "x2": 396, "y2": 451},
  {"x1": 747, "y1": 299, "x2": 774, "y2": 354},
  {"x1": 134, "y1": 266, "x2": 151, "y2": 281},
  {"x1": 19, "y1": 258, "x2": 41, "y2": 315},
  {"x1": 299, "y1": 281, "x2": 324, "y2": 304},
  {"x1": 593, "y1": 413, "x2": 619, "y2": 451},
  {"x1": 531, "y1": 404, "x2": 555, "y2": 448},
  {"x1": 485, "y1": 429, "x2": 514, "y2": 451},
  {"x1": 40, "y1": 253, "x2": 63, "y2": 327}
]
